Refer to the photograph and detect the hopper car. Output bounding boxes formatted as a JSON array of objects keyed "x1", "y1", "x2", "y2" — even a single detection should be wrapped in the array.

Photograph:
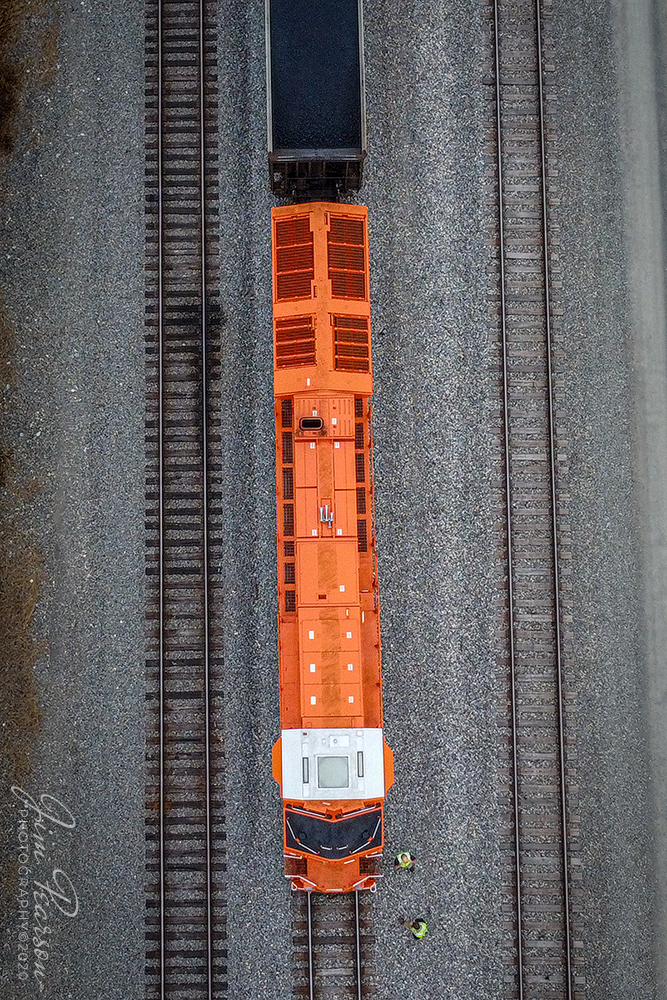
[{"x1": 265, "y1": 0, "x2": 366, "y2": 197}]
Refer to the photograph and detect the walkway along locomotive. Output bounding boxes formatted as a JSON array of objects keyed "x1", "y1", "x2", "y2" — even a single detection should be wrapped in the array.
[{"x1": 270, "y1": 203, "x2": 393, "y2": 892}]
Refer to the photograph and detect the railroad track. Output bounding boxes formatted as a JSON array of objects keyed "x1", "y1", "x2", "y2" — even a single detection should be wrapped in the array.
[
  {"x1": 292, "y1": 892, "x2": 376, "y2": 1000},
  {"x1": 144, "y1": 2, "x2": 226, "y2": 998},
  {"x1": 486, "y1": 1, "x2": 584, "y2": 997}
]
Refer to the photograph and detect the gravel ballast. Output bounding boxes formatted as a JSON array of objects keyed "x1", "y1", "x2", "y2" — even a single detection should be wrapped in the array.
[
  {"x1": 0, "y1": 1, "x2": 663, "y2": 998},
  {"x1": 0, "y1": 5, "x2": 145, "y2": 998}
]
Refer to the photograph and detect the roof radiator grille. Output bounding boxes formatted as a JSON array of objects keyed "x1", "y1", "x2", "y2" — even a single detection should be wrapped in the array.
[
  {"x1": 275, "y1": 316, "x2": 316, "y2": 368},
  {"x1": 333, "y1": 315, "x2": 370, "y2": 373}
]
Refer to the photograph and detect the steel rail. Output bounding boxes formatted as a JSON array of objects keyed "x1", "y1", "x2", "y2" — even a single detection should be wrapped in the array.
[
  {"x1": 491, "y1": 0, "x2": 524, "y2": 994},
  {"x1": 198, "y1": 0, "x2": 214, "y2": 994},
  {"x1": 307, "y1": 892, "x2": 315, "y2": 1000},
  {"x1": 156, "y1": 2, "x2": 214, "y2": 996},
  {"x1": 493, "y1": 0, "x2": 574, "y2": 996},
  {"x1": 157, "y1": 1, "x2": 166, "y2": 997},
  {"x1": 354, "y1": 891, "x2": 363, "y2": 1000},
  {"x1": 534, "y1": 1, "x2": 574, "y2": 996}
]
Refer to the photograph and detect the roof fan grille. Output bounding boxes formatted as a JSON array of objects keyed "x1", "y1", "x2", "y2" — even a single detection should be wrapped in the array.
[
  {"x1": 275, "y1": 216, "x2": 314, "y2": 301},
  {"x1": 327, "y1": 215, "x2": 367, "y2": 300}
]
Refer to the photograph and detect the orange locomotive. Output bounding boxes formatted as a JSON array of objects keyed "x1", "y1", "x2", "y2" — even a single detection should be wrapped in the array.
[{"x1": 271, "y1": 202, "x2": 394, "y2": 893}]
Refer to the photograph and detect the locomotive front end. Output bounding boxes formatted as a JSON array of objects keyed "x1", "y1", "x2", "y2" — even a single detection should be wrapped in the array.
[{"x1": 273, "y1": 727, "x2": 394, "y2": 892}]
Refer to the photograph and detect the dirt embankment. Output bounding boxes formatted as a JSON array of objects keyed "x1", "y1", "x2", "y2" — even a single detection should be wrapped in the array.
[
  {"x1": 0, "y1": 1, "x2": 60, "y2": 787},
  {"x1": 0, "y1": 320, "x2": 43, "y2": 787},
  {"x1": 0, "y1": 0, "x2": 60, "y2": 933}
]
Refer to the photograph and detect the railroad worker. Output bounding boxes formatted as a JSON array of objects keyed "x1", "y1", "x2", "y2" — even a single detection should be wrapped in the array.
[
  {"x1": 403, "y1": 918, "x2": 428, "y2": 940},
  {"x1": 394, "y1": 850, "x2": 416, "y2": 870}
]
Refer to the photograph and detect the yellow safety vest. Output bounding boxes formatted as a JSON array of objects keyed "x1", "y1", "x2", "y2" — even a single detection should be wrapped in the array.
[
  {"x1": 413, "y1": 920, "x2": 428, "y2": 939},
  {"x1": 397, "y1": 853, "x2": 413, "y2": 868}
]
